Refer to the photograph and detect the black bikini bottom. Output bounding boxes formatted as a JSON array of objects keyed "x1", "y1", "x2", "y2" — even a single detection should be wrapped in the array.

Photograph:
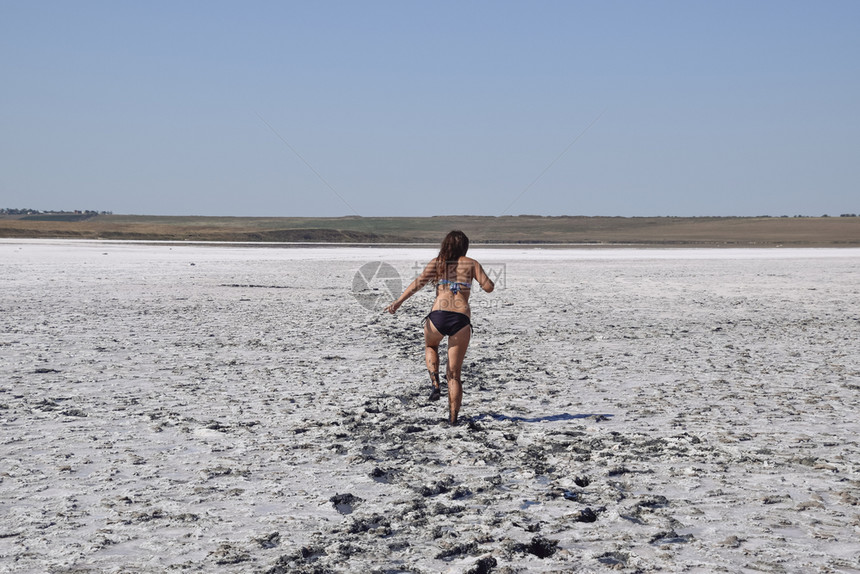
[{"x1": 424, "y1": 310, "x2": 472, "y2": 337}]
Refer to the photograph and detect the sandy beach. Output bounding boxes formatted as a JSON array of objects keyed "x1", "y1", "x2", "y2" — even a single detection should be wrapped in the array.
[{"x1": 1, "y1": 240, "x2": 859, "y2": 573}]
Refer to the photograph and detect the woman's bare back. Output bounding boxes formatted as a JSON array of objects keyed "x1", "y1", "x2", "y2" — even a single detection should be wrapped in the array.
[{"x1": 431, "y1": 256, "x2": 494, "y2": 316}]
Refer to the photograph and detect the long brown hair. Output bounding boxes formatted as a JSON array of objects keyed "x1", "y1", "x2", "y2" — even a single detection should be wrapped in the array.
[{"x1": 435, "y1": 230, "x2": 469, "y2": 280}]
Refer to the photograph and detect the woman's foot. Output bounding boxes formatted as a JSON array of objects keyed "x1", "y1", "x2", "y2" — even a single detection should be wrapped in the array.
[
  {"x1": 447, "y1": 378, "x2": 462, "y2": 426},
  {"x1": 427, "y1": 370, "x2": 441, "y2": 401}
]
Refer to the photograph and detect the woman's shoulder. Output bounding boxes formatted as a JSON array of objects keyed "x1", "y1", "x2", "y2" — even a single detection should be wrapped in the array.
[{"x1": 460, "y1": 256, "x2": 481, "y2": 273}]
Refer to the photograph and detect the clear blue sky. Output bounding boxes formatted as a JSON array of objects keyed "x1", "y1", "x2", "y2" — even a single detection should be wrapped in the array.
[{"x1": 2, "y1": 1, "x2": 858, "y2": 217}]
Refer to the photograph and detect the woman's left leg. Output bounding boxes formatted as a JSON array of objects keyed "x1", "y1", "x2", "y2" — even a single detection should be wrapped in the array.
[{"x1": 446, "y1": 326, "x2": 471, "y2": 425}]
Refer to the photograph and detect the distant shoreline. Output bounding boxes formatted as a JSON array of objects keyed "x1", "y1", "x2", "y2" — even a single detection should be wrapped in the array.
[
  {"x1": 1, "y1": 214, "x2": 859, "y2": 247},
  {"x1": 7, "y1": 240, "x2": 859, "y2": 252}
]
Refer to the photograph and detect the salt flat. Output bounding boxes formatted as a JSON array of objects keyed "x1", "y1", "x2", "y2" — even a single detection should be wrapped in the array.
[{"x1": 1, "y1": 240, "x2": 859, "y2": 573}]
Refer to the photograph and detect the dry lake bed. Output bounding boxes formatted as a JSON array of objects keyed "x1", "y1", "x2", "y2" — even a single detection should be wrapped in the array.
[{"x1": 1, "y1": 240, "x2": 859, "y2": 573}]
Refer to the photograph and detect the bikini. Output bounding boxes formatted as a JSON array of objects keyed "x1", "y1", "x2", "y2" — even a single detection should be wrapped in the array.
[
  {"x1": 437, "y1": 279, "x2": 471, "y2": 295},
  {"x1": 425, "y1": 310, "x2": 471, "y2": 336},
  {"x1": 423, "y1": 279, "x2": 473, "y2": 336}
]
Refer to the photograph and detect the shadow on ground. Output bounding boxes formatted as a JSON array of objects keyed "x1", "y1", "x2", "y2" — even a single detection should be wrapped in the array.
[{"x1": 472, "y1": 412, "x2": 613, "y2": 423}]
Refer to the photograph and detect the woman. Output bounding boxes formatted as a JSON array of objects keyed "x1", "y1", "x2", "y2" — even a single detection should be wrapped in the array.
[{"x1": 386, "y1": 230, "x2": 494, "y2": 425}]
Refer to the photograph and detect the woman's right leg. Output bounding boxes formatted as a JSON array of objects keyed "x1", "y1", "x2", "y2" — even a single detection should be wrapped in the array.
[{"x1": 424, "y1": 320, "x2": 444, "y2": 401}]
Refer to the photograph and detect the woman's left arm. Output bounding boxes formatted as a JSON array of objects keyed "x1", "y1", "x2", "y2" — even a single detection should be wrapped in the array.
[{"x1": 473, "y1": 260, "x2": 495, "y2": 293}]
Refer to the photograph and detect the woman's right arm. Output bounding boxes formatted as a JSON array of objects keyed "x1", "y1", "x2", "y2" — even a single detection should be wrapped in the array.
[{"x1": 386, "y1": 259, "x2": 437, "y2": 314}]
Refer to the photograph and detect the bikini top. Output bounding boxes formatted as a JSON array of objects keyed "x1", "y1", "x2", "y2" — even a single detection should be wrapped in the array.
[{"x1": 438, "y1": 278, "x2": 471, "y2": 295}]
